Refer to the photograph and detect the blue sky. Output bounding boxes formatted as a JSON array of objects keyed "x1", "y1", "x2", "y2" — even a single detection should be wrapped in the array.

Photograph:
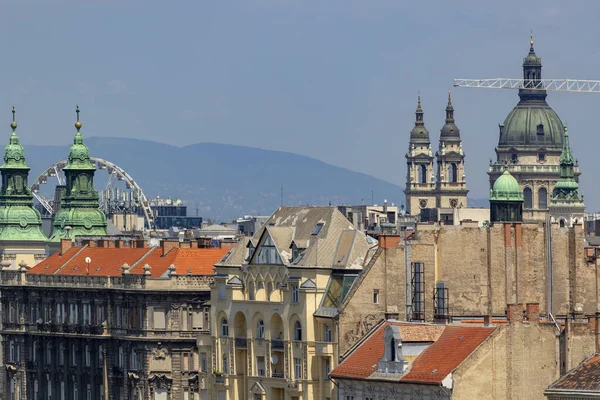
[{"x1": 2, "y1": 0, "x2": 600, "y2": 208}]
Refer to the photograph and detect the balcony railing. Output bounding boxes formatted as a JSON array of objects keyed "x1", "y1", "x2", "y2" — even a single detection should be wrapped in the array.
[
  {"x1": 271, "y1": 339, "x2": 284, "y2": 350},
  {"x1": 235, "y1": 337, "x2": 248, "y2": 348}
]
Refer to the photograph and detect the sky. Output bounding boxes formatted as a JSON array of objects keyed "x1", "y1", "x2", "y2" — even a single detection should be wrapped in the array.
[{"x1": 2, "y1": 0, "x2": 600, "y2": 209}]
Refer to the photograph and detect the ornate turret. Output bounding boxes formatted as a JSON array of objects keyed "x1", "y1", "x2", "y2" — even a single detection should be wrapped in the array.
[
  {"x1": 490, "y1": 171, "x2": 523, "y2": 223},
  {"x1": 48, "y1": 107, "x2": 108, "y2": 242},
  {"x1": 436, "y1": 90, "x2": 468, "y2": 209},
  {"x1": 549, "y1": 125, "x2": 585, "y2": 227},
  {"x1": 0, "y1": 108, "x2": 47, "y2": 242},
  {"x1": 405, "y1": 94, "x2": 435, "y2": 215},
  {"x1": 409, "y1": 93, "x2": 430, "y2": 144}
]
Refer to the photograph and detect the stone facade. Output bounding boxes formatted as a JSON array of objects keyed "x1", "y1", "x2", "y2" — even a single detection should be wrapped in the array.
[{"x1": 338, "y1": 222, "x2": 590, "y2": 355}]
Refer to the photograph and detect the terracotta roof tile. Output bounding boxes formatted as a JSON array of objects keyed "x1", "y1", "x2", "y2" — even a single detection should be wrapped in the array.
[
  {"x1": 549, "y1": 353, "x2": 600, "y2": 392},
  {"x1": 28, "y1": 246, "x2": 228, "y2": 278},
  {"x1": 330, "y1": 322, "x2": 495, "y2": 383}
]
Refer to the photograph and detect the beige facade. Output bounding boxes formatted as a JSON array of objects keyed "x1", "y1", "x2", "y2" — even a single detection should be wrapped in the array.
[
  {"x1": 338, "y1": 221, "x2": 591, "y2": 355},
  {"x1": 199, "y1": 206, "x2": 373, "y2": 400}
]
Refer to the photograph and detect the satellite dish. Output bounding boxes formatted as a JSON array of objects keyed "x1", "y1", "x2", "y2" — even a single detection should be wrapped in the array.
[
  {"x1": 271, "y1": 355, "x2": 278, "y2": 364},
  {"x1": 85, "y1": 257, "x2": 91, "y2": 264}
]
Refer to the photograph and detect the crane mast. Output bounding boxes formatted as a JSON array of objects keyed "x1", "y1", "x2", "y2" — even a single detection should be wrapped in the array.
[{"x1": 453, "y1": 78, "x2": 600, "y2": 93}]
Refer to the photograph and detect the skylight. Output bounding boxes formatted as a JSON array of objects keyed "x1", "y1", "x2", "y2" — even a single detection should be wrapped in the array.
[{"x1": 311, "y1": 222, "x2": 324, "y2": 236}]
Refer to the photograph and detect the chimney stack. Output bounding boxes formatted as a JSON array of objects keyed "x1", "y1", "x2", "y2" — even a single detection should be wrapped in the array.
[{"x1": 60, "y1": 238, "x2": 73, "y2": 255}]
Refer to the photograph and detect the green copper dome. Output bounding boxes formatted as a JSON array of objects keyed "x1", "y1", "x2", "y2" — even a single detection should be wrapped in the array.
[
  {"x1": 490, "y1": 171, "x2": 523, "y2": 201},
  {"x1": 48, "y1": 107, "x2": 107, "y2": 242},
  {"x1": 0, "y1": 108, "x2": 47, "y2": 242},
  {"x1": 498, "y1": 36, "x2": 564, "y2": 150}
]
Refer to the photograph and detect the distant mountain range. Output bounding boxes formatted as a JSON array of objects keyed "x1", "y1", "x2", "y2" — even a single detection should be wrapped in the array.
[{"x1": 24, "y1": 137, "x2": 408, "y2": 220}]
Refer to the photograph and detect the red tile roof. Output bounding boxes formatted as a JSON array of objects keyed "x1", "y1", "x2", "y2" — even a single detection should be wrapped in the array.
[
  {"x1": 330, "y1": 321, "x2": 495, "y2": 383},
  {"x1": 129, "y1": 248, "x2": 228, "y2": 277},
  {"x1": 548, "y1": 353, "x2": 600, "y2": 392},
  {"x1": 28, "y1": 246, "x2": 228, "y2": 277}
]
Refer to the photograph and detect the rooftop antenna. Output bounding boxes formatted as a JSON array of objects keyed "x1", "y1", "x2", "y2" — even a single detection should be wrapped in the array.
[
  {"x1": 371, "y1": 190, "x2": 374, "y2": 206},
  {"x1": 280, "y1": 184, "x2": 284, "y2": 206}
]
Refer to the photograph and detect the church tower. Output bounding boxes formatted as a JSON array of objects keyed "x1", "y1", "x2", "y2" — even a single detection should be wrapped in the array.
[
  {"x1": 436, "y1": 91, "x2": 468, "y2": 208},
  {"x1": 488, "y1": 35, "x2": 579, "y2": 221},
  {"x1": 404, "y1": 94, "x2": 435, "y2": 215},
  {"x1": 48, "y1": 107, "x2": 108, "y2": 242},
  {"x1": 548, "y1": 125, "x2": 584, "y2": 227},
  {"x1": 0, "y1": 108, "x2": 48, "y2": 268}
]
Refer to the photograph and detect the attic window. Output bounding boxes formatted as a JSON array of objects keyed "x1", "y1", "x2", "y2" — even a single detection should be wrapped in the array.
[
  {"x1": 311, "y1": 223, "x2": 324, "y2": 236},
  {"x1": 268, "y1": 223, "x2": 275, "y2": 226},
  {"x1": 537, "y1": 124, "x2": 544, "y2": 135}
]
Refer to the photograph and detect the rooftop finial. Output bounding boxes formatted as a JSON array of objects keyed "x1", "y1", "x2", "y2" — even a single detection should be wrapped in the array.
[
  {"x1": 75, "y1": 105, "x2": 82, "y2": 131},
  {"x1": 529, "y1": 31, "x2": 535, "y2": 52},
  {"x1": 10, "y1": 107, "x2": 16, "y2": 131},
  {"x1": 417, "y1": 91, "x2": 421, "y2": 107}
]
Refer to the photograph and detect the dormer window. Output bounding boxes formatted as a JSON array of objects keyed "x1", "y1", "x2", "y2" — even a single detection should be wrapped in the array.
[
  {"x1": 311, "y1": 222, "x2": 324, "y2": 236},
  {"x1": 538, "y1": 153, "x2": 545, "y2": 162},
  {"x1": 378, "y1": 325, "x2": 408, "y2": 374},
  {"x1": 511, "y1": 153, "x2": 518, "y2": 163},
  {"x1": 537, "y1": 124, "x2": 544, "y2": 135}
]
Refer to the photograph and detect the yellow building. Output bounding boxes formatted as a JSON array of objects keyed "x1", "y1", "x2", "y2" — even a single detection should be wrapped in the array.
[{"x1": 198, "y1": 206, "x2": 375, "y2": 400}]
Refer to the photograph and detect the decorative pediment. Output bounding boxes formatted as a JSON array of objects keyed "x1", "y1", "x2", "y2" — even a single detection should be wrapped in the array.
[
  {"x1": 300, "y1": 278, "x2": 316, "y2": 289},
  {"x1": 226, "y1": 276, "x2": 243, "y2": 287},
  {"x1": 250, "y1": 381, "x2": 267, "y2": 394},
  {"x1": 148, "y1": 373, "x2": 172, "y2": 388}
]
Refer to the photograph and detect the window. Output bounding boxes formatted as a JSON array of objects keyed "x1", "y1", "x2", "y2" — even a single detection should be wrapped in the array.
[
  {"x1": 324, "y1": 324, "x2": 332, "y2": 342},
  {"x1": 218, "y1": 283, "x2": 226, "y2": 300},
  {"x1": 311, "y1": 223, "x2": 324, "y2": 236},
  {"x1": 523, "y1": 187, "x2": 533, "y2": 209},
  {"x1": 222, "y1": 353, "x2": 228, "y2": 374},
  {"x1": 9, "y1": 340, "x2": 14, "y2": 362},
  {"x1": 87, "y1": 385, "x2": 91, "y2": 400},
  {"x1": 538, "y1": 153, "x2": 545, "y2": 162},
  {"x1": 511, "y1": 153, "x2": 518, "y2": 163},
  {"x1": 72, "y1": 343, "x2": 77, "y2": 366},
  {"x1": 291, "y1": 283, "x2": 299, "y2": 304},
  {"x1": 118, "y1": 346, "x2": 124, "y2": 368},
  {"x1": 418, "y1": 164, "x2": 427, "y2": 184},
  {"x1": 294, "y1": 358, "x2": 302, "y2": 379},
  {"x1": 221, "y1": 318, "x2": 229, "y2": 337},
  {"x1": 200, "y1": 352, "x2": 208, "y2": 372},
  {"x1": 373, "y1": 289, "x2": 379, "y2": 304},
  {"x1": 324, "y1": 357, "x2": 331, "y2": 378},
  {"x1": 411, "y1": 262, "x2": 424, "y2": 321},
  {"x1": 85, "y1": 345, "x2": 90, "y2": 367},
  {"x1": 257, "y1": 356, "x2": 265, "y2": 376},
  {"x1": 538, "y1": 187, "x2": 548, "y2": 209},
  {"x1": 192, "y1": 310, "x2": 203, "y2": 330},
  {"x1": 152, "y1": 307, "x2": 166, "y2": 330},
  {"x1": 59, "y1": 343, "x2": 65, "y2": 366},
  {"x1": 257, "y1": 320, "x2": 265, "y2": 339},
  {"x1": 45, "y1": 345, "x2": 52, "y2": 365},
  {"x1": 537, "y1": 124, "x2": 544, "y2": 135},
  {"x1": 294, "y1": 321, "x2": 302, "y2": 341},
  {"x1": 256, "y1": 234, "x2": 281, "y2": 264},
  {"x1": 449, "y1": 163, "x2": 458, "y2": 183}
]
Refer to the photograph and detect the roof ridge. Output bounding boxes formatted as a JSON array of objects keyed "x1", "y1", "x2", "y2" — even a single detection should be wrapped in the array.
[
  {"x1": 54, "y1": 245, "x2": 89, "y2": 275},
  {"x1": 129, "y1": 246, "x2": 159, "y2": 271}
]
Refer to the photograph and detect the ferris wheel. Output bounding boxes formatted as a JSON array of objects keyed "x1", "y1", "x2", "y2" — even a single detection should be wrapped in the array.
[{"x1": 30, "y1": 157, "x2": 155, "y2": 230}]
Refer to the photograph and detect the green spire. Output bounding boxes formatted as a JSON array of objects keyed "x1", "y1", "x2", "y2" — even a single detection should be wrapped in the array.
[
  {"x1": 0, "y1": 108, "x2": 47, "y2": 242},
  {"x1": 48, "y1": 106, "x2": 107, "y2": 242},
  {"x1": 554, "y1": 124, "x2": 581, "y2": 199}
]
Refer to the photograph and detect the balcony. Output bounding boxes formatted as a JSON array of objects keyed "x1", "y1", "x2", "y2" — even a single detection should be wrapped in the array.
[
  {"x1": 271, "y1": 339, "x2": 284, "y2": 350},
  {"x1": 314, "y1": 341, "x2": 335, "y2": 356},
  {"x1": 235, "y1": 337, "x2": 248, "y2": 349},
  {"x1": 286, "y1": 380, "x2": 303, "y2": 392},
  {"x1": 271, "y1": 371, "x2": 285, "y2": 379}
]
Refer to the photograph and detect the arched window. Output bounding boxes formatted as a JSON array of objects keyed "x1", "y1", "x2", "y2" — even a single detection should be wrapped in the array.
[
  {"x1": 221, "y1": 318, "x2": 229, "y2": 337},
  {"x1": 266, "y1": 282, "x2": 273, "y2": 301},
  {"x1": 248, "y1": 281, "x2": 255, "y2": 301},
  {"x1": 449, "y1": 163, "x2": 458, "y2": 183},
  {"x1": 560, "y1": 219, "x2": 565, "y2": 228},
  {"x1": 257, "y1": 319, "x2": 264, "y2": 339},
  {"x1": 523, "y1": 187, "x2": 533, "y2": 209},
  {"x1": 511, "y1": 153, "x2": 518, "y2": 163},
  {"x1": 390, "y1": 337, "x2": 396, "y2": 361},
  {"x1": 537, "y1": 124, "x2": 544, "y2": 136},
  {"x1": 418, "y1": 165, "x2": 427, "y2": 184},
  {"x1": 294, "y1": 321, "x2": 302, "y2": 341},
  {"x1": 538, "y1": 187, "x2": 548, "y2": 209},
  {"x1": 538, "y1": 153, "x2": 545, "y2": 162}
]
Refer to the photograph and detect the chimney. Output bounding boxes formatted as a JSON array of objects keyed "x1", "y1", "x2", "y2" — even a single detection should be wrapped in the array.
[
  {"x1": 190, "y1": 241, "x2": 198, "y2": 249},
  {"x1": 97, "y1": 239, "x2": 108, "y2": 248},
  {"x1": 506, "y1": 304, "x2": 524, "y2": 323},
  {"x1": 136, "y1": 239, "x2": 147, "y2": 248},
  {"x1": 60, "y1": 238, "x2": 73, "y2": 255},
  {"x1": 161, "y1": 240, "x2": 179, "y2": 256},
  {"x1": 179, "y1": 241, "x2": 191, "y2": 249},
  {"x1": 525, "y1": 303, "x2": 540, "y2": 322},
  {"x1": 115, "y1": 240, "x2": 125, "y2": 248},
  {"x1": 378, "y1": 235, "x2": 400, "y2": 249}
]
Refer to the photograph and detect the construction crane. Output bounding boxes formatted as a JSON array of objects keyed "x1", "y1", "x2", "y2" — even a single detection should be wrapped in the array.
[
  {"x1": 453, "y1": 78, "x2": 600, "y2": 93},
  {"x1": 453, "y1": 33, "x2": 600, "y2": 93}
]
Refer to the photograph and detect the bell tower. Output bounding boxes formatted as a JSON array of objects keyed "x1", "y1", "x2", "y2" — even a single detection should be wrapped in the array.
[
  {"x1": 436, "y1": 91, "x2": 468, "y2": 208},
  {"x1": 404, "y1": 94, "x2": 435, "y2": 215}
]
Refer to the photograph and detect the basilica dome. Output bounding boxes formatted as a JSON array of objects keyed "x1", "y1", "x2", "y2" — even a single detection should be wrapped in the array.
[{"x1": 499, "y1": 102, "x2": 564, "y2": 149}]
